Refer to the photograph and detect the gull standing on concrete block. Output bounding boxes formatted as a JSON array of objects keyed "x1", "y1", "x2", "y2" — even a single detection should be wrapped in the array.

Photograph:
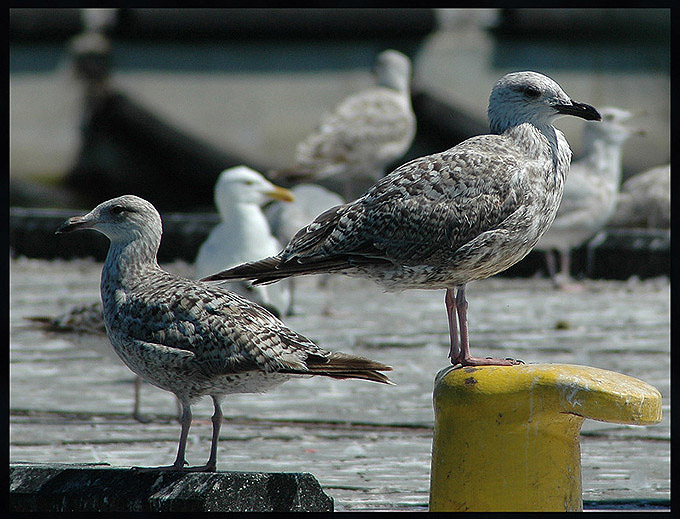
[
  {"x1": 56, "y1": 195, "x2": 393, "y2": 471},
  {"x1": 203, "y1": 71, "x2": 601, "y2": 367},
  {"x1": 28, "y1": 167, "x2": 296, "y2": 422},
  {"x1": 535, "y1": 107, "x2": 641, "y2": 288},
  {"x1": 194, "y1": 166, "x2": 294, "y2": 317},
  {"x1": 271, "y1": 49, "x2": 416, "y2": 200}
]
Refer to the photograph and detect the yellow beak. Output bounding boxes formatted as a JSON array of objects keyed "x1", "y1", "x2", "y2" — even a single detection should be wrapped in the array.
[{"x1": 265, "y1": 185, "x2": 295, "y2": 203}]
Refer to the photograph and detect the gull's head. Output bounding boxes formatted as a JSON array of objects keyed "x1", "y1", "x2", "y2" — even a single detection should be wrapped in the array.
[
  {"x1": 214, "y1": 166, "x2": 294, "y2": 215},
  {"x1": 582, "y1": 106, "x2": 643, "y2": 145},
  {"x1": 55, "y1": 195, "x2": 162, "y2": 245},
  {"x1": 373, "y1": 49, "x2": 411, "y2": 92},
  {"x1": 488, "y1": 71, "x2": 601, "y2": 134}
]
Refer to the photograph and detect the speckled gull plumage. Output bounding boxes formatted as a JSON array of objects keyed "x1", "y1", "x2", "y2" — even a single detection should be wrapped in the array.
[
  {"x1": 536, "y1": 107, "x2": 641, "y2": 288},
  {"x1": 203, "y1": 71, "x2": 601, "y2": 367},
  {"x1": 194, "y1": 166, "x2": 294, "y2": 317},
  {"x1": 271, "y1": 49, "x2": 416, "y2": 200},
  {"x1": 55, "y1": 195, "x2": 392, "y2": 472}
]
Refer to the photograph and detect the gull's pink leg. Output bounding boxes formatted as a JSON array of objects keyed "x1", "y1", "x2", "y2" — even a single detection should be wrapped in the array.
[
  {"x1": 454, "y1": 285, "x2": 522, "y2": 367},
  {"x1": 557, "y1": 250, "x2": 585, "y2": 292},
  {"x1": 559, "y1": 249, "x2": 571, "y2": 279},
  {"x1": 545, "y1": 250, "x2": 557, "y2": 280},
  {"x1": 135, "y1": 397, "x2": 223, "y2": 472},
  {"x1": 131, "y1": 376, "x2": 153, "y2": 424},
  {"x1": 445, "y1": 288, "x2": 460, "y2": 363},
  {"x1": 172, "y1": 400, "x2": 192, "y2": 468},
  {"x1": 182, "y1": 396, "x2": 222, "y2": 473},
  {"x1": 134, "y1": 399, "x2": 192, "y2": 471}
]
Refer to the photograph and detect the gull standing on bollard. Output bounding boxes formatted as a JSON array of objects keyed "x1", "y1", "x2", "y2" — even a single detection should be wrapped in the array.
[
  {"x1": 56, "y1": 195, "x2": 393, "y2": 471},
  {"x1": 535, "y1": 107, "x2": 642, "y2": 289},
  {"x1": 202, "y1": 71, "x2": 600, "y2": 367},
  {"x1": 271, "y1": 49, "x2": 416, "y2": 201}
]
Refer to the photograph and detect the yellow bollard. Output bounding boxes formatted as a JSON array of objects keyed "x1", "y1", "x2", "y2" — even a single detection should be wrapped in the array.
[{"x1": 429, "y1": 363, "x2": 662, "y2": 512}]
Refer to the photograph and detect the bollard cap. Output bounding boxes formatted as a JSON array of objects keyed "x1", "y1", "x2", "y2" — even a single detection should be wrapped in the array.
[{"x1": 434, "y1": 363, "x2": 662, "y2": 425}]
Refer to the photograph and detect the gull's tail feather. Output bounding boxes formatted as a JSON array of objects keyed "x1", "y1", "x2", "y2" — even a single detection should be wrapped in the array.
[
  {"x1": 200, "y1": 256, "x2": 354, "y2": 285},
  {"x1": 294, "y1": 352, "x2": 394, "y2": 385}
]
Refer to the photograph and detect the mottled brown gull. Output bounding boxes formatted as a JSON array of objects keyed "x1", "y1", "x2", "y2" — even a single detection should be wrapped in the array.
[
  {"x1": 26, "y1": 301, "x2": 105, "y2": 335},
  {"x1": 56, "y1": 195, "x2": 392, "y2": 471},
  {"x1": 203, "y1": 71, "x2": 600, "y2": 367},
  {"x1": 28, "y1": 168, "x2": 296, "y2": 422},
  {"x1": 535, "y1": 107, "x2": 641, "y2": 288},
  {"x1": 271, "y1": 49, "x2": 416, "y2": 200}
]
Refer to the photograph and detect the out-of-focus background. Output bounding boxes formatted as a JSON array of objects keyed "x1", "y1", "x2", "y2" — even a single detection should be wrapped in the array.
[
  {"x1": 9, "y1": 8, "x2": 670, "y2": 280},
  {"x1": 10, "y1": 8, "x2": 669, "y2": 208}
]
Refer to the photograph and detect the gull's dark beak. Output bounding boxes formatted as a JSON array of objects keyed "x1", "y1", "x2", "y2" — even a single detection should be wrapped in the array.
[
  {"x1": 554, "y1": 101, "x2": 601, "y2": 121},
  {"x1": 55, "y1": 215, "x2": 93, "y2": 234}
]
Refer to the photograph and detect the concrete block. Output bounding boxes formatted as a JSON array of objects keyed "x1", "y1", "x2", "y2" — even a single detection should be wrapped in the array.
[{"x1": 9, "y1": 463, "x2": 334, "y2": 512}]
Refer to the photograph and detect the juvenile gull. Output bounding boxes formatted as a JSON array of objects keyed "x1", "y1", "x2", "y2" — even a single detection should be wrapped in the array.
[
  {"x1": 271, "y1": 49, "x2": 416, "y2": 200},
  {"x1": 28, "y1": 167, "x2": 295, "y2": 421},
  {"x1": 194, "y1": 166, "x2": 294, "y2": 317},
  {"x1": 26, "y1": 301, "x2": 105, "y2": 335},
  {"x1": 56, "y1": 195, "x2": 392, "y2": 471},
  {"x1": 535, "y1": 107, "x2": 641, "y2": 288},
  {"x1": 608, "y1": 163, "x2": 670, "y2": 229},
  {"x1": 203, "y1": 71, "x2": 600, "y2": 367}
]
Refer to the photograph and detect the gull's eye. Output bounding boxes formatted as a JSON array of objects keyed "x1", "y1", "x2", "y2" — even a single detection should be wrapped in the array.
[
  {"x1": 522, "y1": 86, "x2": 541, "y2": 99},
  {"x1": 111, "y1": 205, "x2": 126, "y2": 215}
]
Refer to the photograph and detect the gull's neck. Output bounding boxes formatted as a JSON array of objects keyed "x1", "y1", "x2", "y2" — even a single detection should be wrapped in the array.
[
  {"x1": 102, "y1": 233, "x2": 161, "y2": 290},
  {"x1": 503, "y1": 121, "x2": 572, "y2": 182},
  {"x1": 579, "y1": 135, "x2": 624, "y2": 184},
  {"x1": 378, "y1": 72, "x2": 410, "y2": 94},
  {"x1": 219, "y1": 202, "x2": 275, "y2": 249}
]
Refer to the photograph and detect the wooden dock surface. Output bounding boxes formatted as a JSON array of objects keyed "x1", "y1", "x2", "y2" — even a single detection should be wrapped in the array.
[{"x1": 9, "y1": 257, "x2": 670, "y2": 511}]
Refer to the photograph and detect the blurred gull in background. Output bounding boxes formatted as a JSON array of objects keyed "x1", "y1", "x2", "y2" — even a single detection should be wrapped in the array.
[
  {"x1": 270, "y1": 49, "x2": 416, "y2": 201},
  {"x1": 535, "y1": 107, "x2": 643, "y2": 289},
  {"x1": 608, "y1": 163, "x2": 670, "y2": 229},
  {"x1": 24, "y1": 301, "x2": 159, "y2": 422},
  {"x1": 194, "y1": 166, "x2": 294, "y2": 317}
]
